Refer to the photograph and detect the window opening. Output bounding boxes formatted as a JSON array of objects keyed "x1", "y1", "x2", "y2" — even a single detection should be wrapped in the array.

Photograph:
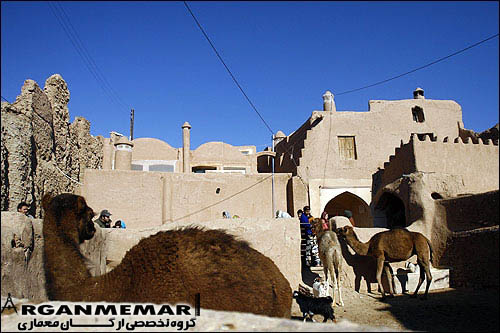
[
  {"x1": 338, "y1": 136, "x2": 357, "y2": 160},
  {"x1": 412, "y1": 106, "x2": 425, "y2": 123}
]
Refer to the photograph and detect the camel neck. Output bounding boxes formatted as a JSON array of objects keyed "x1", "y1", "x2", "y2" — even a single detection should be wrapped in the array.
[
  {"x1": 345, "y1": 231, "x2": 369, "y2": 256},
  {"x1": 43, "y1": 222, "x2": 93, "y2": 300}
]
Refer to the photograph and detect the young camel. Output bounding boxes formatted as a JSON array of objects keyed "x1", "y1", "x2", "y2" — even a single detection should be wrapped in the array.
[
  {"x1": 336, "y1": 225, "x2": 433, "y2": 300},
  {"x1": 310, "y1": 218, "x2": 344, "y2": 307},
  {"x1": 41, "y1": 193, "x2": 292, "y2": 318}
]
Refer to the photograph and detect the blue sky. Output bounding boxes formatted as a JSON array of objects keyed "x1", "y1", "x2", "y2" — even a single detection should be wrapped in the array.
[{"x1": 1, "y1": 1, "x2": 498, "y2": 150}]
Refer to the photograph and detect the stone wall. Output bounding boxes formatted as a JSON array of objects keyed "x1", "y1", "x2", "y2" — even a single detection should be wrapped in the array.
[
  {"x1": 439, "y1": 190, "x2": 499, "y2": 232},
  {"x1": 81, "y1": 169, "x2": 293, "y2": 228},
  {"x1": 412, "y1": 136, "x2": 499, "y2": 194},
  {"x1": 438, "y1": 226, "x2": 499, "y2": 289},
  {"x1": 0, "y1": 212, "x2": 106, "y2": 302},
  {"x1": 1, "y1": 75, "x2": 103, "y2": 217}
]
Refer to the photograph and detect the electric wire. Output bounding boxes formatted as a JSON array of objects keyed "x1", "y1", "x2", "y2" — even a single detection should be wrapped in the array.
[
  {"x1": 48, "y1": 2, "x2": 129, "y2": 111},
  {"x1": 1, "y1": 95, "x2": 10, "y2": 103},
  {"x1": 335, "y1": 33, "x2": 499, "y2": 96},
  {"x1": 55, "y1": 2, "x2": 129, "y2": 109},
  {"x1": 183, "y1": 1, "x2": 274, "y2": 135}
]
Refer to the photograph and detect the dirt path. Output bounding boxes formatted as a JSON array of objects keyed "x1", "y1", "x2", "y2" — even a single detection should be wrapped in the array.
[{"x1": 291, "y1": 287, "x2": 499, "y2": 331}]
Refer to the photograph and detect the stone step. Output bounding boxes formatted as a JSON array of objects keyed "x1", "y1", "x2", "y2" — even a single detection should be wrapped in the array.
[
  {"x1": 310, "y1": 265, "x2": 450, "y2": 294},
  {"x1": 392, "y1": 266, "x2": 450, "y2": 294}
]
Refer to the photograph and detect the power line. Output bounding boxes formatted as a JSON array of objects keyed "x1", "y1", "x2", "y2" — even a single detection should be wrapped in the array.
[
  {"x1": 335, "y1": 33, "x2": 499, "y2": 96},
  {"x1": 1, "y1": 95, "x2": 10, "y2": 103},
  {"x1": 55, "y1": 3, "x2": 129, "y2": 109},
  {"x1": 47, "y1": 2, "x2": 129, "y2": 110},
  {"x1": 183, "y1": 1, "x2": 274, "y2": 135}
]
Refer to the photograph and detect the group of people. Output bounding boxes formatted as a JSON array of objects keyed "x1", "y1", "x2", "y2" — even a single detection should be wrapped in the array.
[
  {"x1": 298, "y1": 205, "x2": 355, "y2": 267},
  {"x1": 16, "y1": 201, "x2": 126, "y2": 229},
  {"x1": 94, "y1": 209, "x2": 126, "y2": 228},
  {"x1": 298, "y1": 205, "x2": 322, "y2": 267}
]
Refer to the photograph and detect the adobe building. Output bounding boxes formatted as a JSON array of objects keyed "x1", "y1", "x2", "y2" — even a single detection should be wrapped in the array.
[
  {"x1": 2, "y1": 75, "x2": 498, "y2": 295},
  {"x1": 80, "y1": 122, "x2": 294, "y2": 229},
  {"x1": 265, "y1": 88, "x2": 498, "y2": 229}
]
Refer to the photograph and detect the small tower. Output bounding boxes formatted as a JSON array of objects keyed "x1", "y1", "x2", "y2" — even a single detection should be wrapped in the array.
[
  {"x1": 323, "y1": 90, "x2": 336, "y2": 112},
  {"x1": 413, "y1": 87, "x2": 425, "y2": 99},
  {"x1": 182, "y1": 121, "x2": 191, "y2": 173},
  {"x1": 274, "y1": 130, "x2": 286, "y2": 145},
  {"x1": 114, "y1": 136, "x2": 134, "y2": 170},
  {"x1": 102, "y1": 140, "x2": 114, "y2": 170}
]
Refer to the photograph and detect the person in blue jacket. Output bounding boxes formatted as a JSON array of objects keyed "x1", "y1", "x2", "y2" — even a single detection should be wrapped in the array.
[{"x1": 300, "y1": 206, "x2": 321, "y2": 267}]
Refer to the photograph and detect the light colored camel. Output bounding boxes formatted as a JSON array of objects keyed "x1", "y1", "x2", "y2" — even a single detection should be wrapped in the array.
[
  {"x1": 310, "y1": 218, "x2": 344, "y2": 306},
  {"x1": 41, "y1": 193, "x2": 292, "y2": 317},
  {"x1": 336, "y1": 225, "x2": 433, "y2": 299}
]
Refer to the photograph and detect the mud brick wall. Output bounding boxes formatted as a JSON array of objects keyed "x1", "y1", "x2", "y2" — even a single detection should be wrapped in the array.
[
  {"x1": 440, "y1": 190, "x2": 499, "y2": 232},
  {"x1": 439, "y1": 226, "x2": 499, "y2": 289}
]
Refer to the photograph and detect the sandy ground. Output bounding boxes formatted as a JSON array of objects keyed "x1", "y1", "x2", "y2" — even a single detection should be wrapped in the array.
[
  {"x1": 2, "y1": 287, "x2": 498, "y2": 332},
  {"x1": 291, "y1": 286, "x2": 500, "y2": 332}
]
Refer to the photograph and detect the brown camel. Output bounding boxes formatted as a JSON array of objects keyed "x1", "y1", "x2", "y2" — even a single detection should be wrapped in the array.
[
  {"x1": 336, "y1": 225, "x2": 433, "y2": 300},
  {"x1": 41, "y1": 193, "x2": 292, "y2": 317},
  {"x1": 310, "y1": 218, "x2": 344, "y2": 306}
]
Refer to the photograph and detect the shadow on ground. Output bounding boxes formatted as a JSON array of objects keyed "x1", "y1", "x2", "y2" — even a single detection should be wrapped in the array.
[{"x1": 376, "y1": 288, "x2": 499, "y2": 332}]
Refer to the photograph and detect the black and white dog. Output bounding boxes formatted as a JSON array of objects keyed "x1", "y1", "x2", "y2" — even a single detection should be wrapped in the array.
[{"x1": 293, "y1": 291, "x2": 335, "y2": 322}]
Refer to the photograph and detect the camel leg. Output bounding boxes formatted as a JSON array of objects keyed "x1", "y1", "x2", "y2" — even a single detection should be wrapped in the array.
[
  {"x1": 323, "y1": 265, "x2": 331, "y2": 299},
  {"x1": 376, "y1": 257, "x2": 386, "y2": 299},
  {"x1": 330, "y1": 265, "x2": 338, "y2": 307},
  {"x1": 383, "y1": 263, "x2": 395, "y2": 297},
  {"x1": 421, "y1": 262, "x2": 433, "y2": 300},
  {"x1": 411, "y1": 262, "x2": 426, "y2": 298},
  {"x1": 336, "y1": 268, "x2": 344, "y2": 307}
]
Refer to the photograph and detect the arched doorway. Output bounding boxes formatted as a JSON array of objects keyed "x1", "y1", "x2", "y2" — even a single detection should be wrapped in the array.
[
  {"x1": 324, "y1": 191, "x2": 372, "y2": 227},
  {"x1": 373, "y1": 192, "x2": 406, "y2": 229}
]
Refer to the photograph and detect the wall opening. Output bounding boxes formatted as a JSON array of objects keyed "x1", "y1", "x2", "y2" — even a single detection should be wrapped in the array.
[
  {"x1": 412, "y1": 106, "x2": 425, "y2": 123},
  {"x1": 324, "y1": 191, "x2": 372, "y2": 227},
  {"x1": 431, "y1": 192, "x2": 443, "y2": 200},
  {"x1": 373, "y1": 192, "x2": 406, "y2": 229},
  {"x1": 192, "y1": 166, "x2": 217, "y2": 173}
]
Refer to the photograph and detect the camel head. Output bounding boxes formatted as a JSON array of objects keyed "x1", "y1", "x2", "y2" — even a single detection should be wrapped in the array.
[
  {"x1": 42, "y1": 193, "x2": 96, "y2": 244},
  {"x1": 310, "y1": 218, "x2": 323, "y2": 235},
  {"x1": 336, "y1": 225, "x2": 355, "y2": 240}
]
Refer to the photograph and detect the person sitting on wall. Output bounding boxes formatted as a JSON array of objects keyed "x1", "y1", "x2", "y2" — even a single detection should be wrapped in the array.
[
  {"x1": 276, "y1": 210, "x2": 292, "y2": 218},
  {"x1": 95, "y1": 209, "x2": 112, "y2": 228},
  {"x1": 320, "y1": 210, "x2": 329, "y2": 231},
  {"x1": 113, "y1": 220, "x2": 126, "y2": 228},
  {"x1": 222, "y1": 211, "x2": 232, "y2": 219},
  {"x1": 17, "y1": 202, "x2": 34, "y2": 218},
  {"x1": 13, "y1": 201, "x2": 35, "y2": 263}
]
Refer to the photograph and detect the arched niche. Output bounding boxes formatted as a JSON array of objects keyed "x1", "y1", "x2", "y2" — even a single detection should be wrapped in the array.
[
  {"x1": 324, "y1": 191, "x2": 372, "y2": 228},
  {"x1": 373, "y1": 192, "x2": 406, "y2": 229}
]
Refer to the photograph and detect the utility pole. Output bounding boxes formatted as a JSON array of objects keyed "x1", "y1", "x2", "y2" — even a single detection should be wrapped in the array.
[{"x1": 130, "y1": 108, "x2": 135, "y2": 140}]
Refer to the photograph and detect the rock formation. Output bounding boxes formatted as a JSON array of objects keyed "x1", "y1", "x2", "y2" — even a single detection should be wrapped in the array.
[{"x1": 1, "y1": 74, "x2": 103, "y2": 217}]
